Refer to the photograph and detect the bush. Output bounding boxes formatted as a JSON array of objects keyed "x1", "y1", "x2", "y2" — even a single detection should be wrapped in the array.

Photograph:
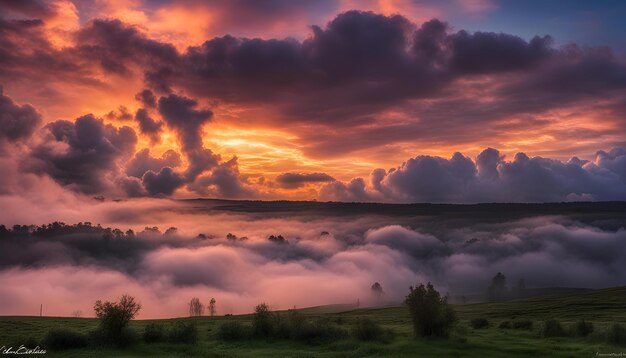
[
  {"x1": 499, "y1": 321, "x2": 511, "y2": 329},
  {"x1": 352, "y1": 318, "x2": 385, "y2": 341},
  {"x1": 143, "y1": 323, "x2": 165, "y2": 343},
  {"x1": 43, "y1": 329, "x2": 88, "y2": 351},
  {"x1": 405, "y1": 282, "x2": 457, "y2": 337},
  {"x1": 607, "y1": 323, "x2": 626, "y2": 345},
  {"x1": 274, "y1": 311, "x2": 347, "y2": 343},
  {"x1": 167, "y1": 321, "x2": 198, "y2": 344},
  {"x1": 292, "y1": 318, "x2": 348, "y2": 343},
  {"x1": 93, "y1": 294, "x2": 141, "y2": 346},
  {"x1": 252, "y1": 303, "x2": 274, "y2": 338},
  {"x1": 218, "y1": 321, "x2": 252, "y2": 341},
  {"x1": 541, "y1": 319, "x2": 566, "y2": 338},
  {"x1": 572, "y1": 319, "x2": 593, "y2": 337},
  {"x1": 470, "y1": 318, "x2": 490, "y2": 329},
  {"x1": 512, "y1": 320, "x2": 533, "y2": 330}
]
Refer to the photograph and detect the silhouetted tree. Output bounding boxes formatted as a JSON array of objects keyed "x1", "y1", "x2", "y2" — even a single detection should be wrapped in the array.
[
  {"x1": 189, "y1": 298, "x2": 204, "y2": 317},
  {"x1": 252, "y1": 303, "x2": 273, "y2": 337},
  {"x1": 371, "y1": 282, "x2": 384, "y2": 303},
  {"x1": 405, "y1": 282, "x2": 457, "y2": 337},
  {"x1": 208, "y1": 298, "x2": 216, "y2": 316},
  {"x1": 94, "y1": 294, "x2": 141, "y2": 344},
  {"x1": 487, "y1": 272, "x2": 508, "y2": 301},
  {"x1": 268, "y1": 235, "x2": 287, "y2": 244}
]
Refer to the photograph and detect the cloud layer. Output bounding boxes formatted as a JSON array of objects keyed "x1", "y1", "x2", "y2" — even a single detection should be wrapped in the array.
[
  {"x1": 320, "y1": 147, "x2": 626, "y2": 203},
  {"x1": 1, "y1": 205, "x2": 625, "y2": 317}
]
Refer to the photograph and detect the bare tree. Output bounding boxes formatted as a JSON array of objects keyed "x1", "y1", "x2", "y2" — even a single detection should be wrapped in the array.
[
  {"x1": 189, "y1": 297, "x2": 204, "y2": 317},
  {"x1": 208, "y1": 298, "x2": 216, "y2": 316},
  {"x1": 72, "y1": 310, "x2": 83, "y2": 318}
]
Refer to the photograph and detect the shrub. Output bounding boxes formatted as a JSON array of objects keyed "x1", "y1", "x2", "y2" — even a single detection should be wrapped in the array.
[
  {"x1": 252, "y1": 303, "x2": 275, "y2": 338},
  {"x1": 512, "y1": 320, "x2": 533, "y2": 330},
  {"x1": 607, "y1": 323, "x2": 626, "y2": 345},
  {"x1": 43, "y1": 329, "x2": 88, "y2": 350},
  {"x1": 274, "y1": 311, "x2": 347, "y2": 343},
  {"x1": 93, "y1": 294, "x2": 141, "y2": 346},
  {"x1": 572, "y1": 319, "x2": 593, "y2": 337},
  {"x1": 542, "y1": 319, "x2": 566, "y2": 338},
  {"x1": 168, "y1": 321, "x2": 198, "y2": 344},
  {"x1": 143, "y1": 323, "x2": 165, "y2": 343},
  {"x1": 470, "y1": 318, "x2": 490, "y2": 329},
  {"x1": 405, "y1": 282, "x2": 457, "y2": 337},
  {"x1": 292, "y1": 318, "x2": 348, "y2": 343},
  {"x1": 352, "y1": 318, "x2": 386, "y2": 341},
  {"x1": 218, "y1": 321, "x2": 252, "y2": 341},
  {"x1": 499, "y1": 321, "x2": 511, "y2": 329}
]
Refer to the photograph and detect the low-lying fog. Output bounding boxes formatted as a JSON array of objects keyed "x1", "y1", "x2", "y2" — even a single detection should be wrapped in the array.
[{"x1": 1, "y1": 197, "x2": 625, "y2": 318}]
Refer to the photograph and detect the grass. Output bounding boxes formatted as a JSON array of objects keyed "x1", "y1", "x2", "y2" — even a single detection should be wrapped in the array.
[{"x1": 3, "y1": 286, "x2": 626, "y2": 357}]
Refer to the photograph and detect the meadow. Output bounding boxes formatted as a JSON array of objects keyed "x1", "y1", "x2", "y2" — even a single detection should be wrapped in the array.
[{"x1": 2, "y1": 286, "x2": 626, "y2": 357}]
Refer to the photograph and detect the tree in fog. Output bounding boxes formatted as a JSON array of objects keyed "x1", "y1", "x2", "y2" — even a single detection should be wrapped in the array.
[
  {"x1": 208, "y1": 298, "x2": 216, "y2": 316},
  {"x1": 487, "y1": 272, "x2": 508, "y2": 302},
  {"x1": 189, "y1": 297, "x2": 204, "y2": 317},
  {"x1": 371, "y1": 282, "x2": 384, "y2": 303},
  {"x1": 405, "y1": 282, "x2": 457, "y2": 337}
]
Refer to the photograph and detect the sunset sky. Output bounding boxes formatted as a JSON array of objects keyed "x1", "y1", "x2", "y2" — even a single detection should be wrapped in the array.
[
  {"x1": 3, "y1": 0, "x2": 626, "y2": 320},
  {"x1": 2, "y1": 0, "x2": 626, "y2": 202}
]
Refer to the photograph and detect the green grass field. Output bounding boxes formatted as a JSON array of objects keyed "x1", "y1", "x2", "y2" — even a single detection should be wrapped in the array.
[{"x1": 2, "y1": 287, "x2": 626, "y2": 357}]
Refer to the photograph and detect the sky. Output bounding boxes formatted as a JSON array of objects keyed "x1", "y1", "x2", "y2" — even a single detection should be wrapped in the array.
[{"x1": 1, "y1": 0, "x2": 626, "y2": 203}]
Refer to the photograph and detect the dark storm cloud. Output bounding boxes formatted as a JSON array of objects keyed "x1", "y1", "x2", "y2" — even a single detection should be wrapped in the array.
[
  {"x1": 134, "y1": 108, "x2": 163, "y2": 144},
  {"x1": 157, "y1": 94, "x2": 212, "y2": 152},
  {"x1": 75, "y1": 19, "x2": 179, "y2": 75},
  {"x1": 173, "y1": 11, "x2": 448, "y2": 124},
  {"x1": 448, "y1": 30, "x2": 553, "y2": 74},
  {"x1": 141, "y1": 167, "x2": 185, "y2": 196},
  {"x1": 135, "y1": 89, "x2": 157, "y2": 108},
  {"x1": 26, "y1": 114, "x2": 137, "y2": 194},
  {"x1": 0, "y1": 0, "x2": 55, "y2": 19},
  {"x1": 157, "y1": 93, "x2": 221, "y2": 184},
  {"x1": 189, "y1": 157, "x2": 255, "y2": 198},
  {"x1": 321, "y1": 147, "x2": 626, "y2": 203},
  {"x1": 319, "y1": 178, "x2": 374, "y2": 203},
  {"x1": 276, "y1": 172, "x2": 335, "y2": 188},
  {"x1": 125, "y1": 148, "x2": 181, "y2": 178},
  {"x1": 0, "y1": 85, "x2": 41, "y2": 144},
  {"x1": 0, "y1": 10, "x2": 624, "y2": 158}
]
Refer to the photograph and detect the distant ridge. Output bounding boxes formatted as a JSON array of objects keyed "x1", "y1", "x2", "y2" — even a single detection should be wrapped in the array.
[{"x1": 179, "y1": 199, "x2": 626, "y2": 217}]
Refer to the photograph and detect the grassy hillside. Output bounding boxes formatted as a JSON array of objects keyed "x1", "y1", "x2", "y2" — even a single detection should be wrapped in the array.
[{"x1": 2, "y1": 287, "x2": 626, "y2": 357}]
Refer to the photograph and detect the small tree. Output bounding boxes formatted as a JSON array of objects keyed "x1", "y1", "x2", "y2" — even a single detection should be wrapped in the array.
[
  {"x1": 189, "y1": 298, "x2": 204, "y2": 317},
  {"x1": 252, "y1": 303, "x2": 274, "y2": 337},
  {"x1": 94, "y1": 294, "x2": 141, "y2": 344},
  {"x1": 371, "y1": 282, "x2": 384, "y2": 304},
  {"x1": 405, "y1": 282, "x2": 457, "y2": 337},
  {"x1": 487, "y1": 272, "x2": 508, "y2": 301},
  {"x1": 208, "y1": 298, "x2": 216, "y2": 317}
]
